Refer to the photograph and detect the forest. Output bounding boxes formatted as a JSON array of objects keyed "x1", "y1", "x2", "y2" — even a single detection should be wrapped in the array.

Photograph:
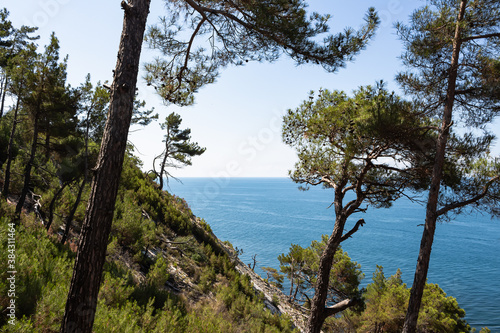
[{"x1": 1, "y1": 1, "x2": 499, "y2": 332}]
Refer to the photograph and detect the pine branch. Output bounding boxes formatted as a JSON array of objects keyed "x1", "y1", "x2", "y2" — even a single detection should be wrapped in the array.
[
  {"x1": 323, "y1": 298, "x2": 359, "y2": 318},
  {"x1": 340, "y1": 219, "x2": 366, "y2": 242},
  {"x1": 436, "y1": 175, "x2": 499, "y2": 216},
  {"x1": 460, "y1": 32, "x2": 500, "y2": 43}
]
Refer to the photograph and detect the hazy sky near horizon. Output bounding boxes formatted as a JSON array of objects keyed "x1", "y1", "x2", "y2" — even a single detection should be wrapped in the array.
[{"x1": 3, "y1": 0, "x2": 500, "y2": 178}]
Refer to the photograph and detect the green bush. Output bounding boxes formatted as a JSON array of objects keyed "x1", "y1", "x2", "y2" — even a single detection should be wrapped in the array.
[
  {"x1": 99, "y1": 272, "x2": 134, "y2": 308},
  {"x1": 333, "y1": 266, "x2": 474, "y2": 332},
  {"x1": 198, "y1": 266, "x2": 216, "y2": 293},
  {"x1": 0, "y1": 220, "x2": 73, "y2": 330},
  {"x1": 147, "y1": 255, "x2": 169, "y2": 289},
  {"x1": 0, "y1": 222, "x2": 73, "y2": 326}
]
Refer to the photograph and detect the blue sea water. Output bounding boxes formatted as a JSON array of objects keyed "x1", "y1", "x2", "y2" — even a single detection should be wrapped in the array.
[{"x1": 167, "y1": 177, "x2": 500, "y2": 331}]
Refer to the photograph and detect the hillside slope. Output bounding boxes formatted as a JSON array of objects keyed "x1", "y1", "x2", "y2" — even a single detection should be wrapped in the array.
[{"x1": 0, "y1": 152, "x2": 303, "y2": 332}]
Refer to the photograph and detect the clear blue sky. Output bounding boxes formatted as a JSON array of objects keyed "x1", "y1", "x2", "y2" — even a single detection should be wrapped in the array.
[{"x1": 3, "y1": 0, "x2": 499, "y2": 177}]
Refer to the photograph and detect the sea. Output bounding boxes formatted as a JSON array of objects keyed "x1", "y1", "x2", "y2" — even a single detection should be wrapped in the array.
[{"x1": 167, "y1": 177, "x2": 500, "y2": 331}]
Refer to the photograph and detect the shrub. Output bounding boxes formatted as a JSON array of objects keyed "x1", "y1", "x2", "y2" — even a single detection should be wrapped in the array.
[{"x1": 334, "y1": 266, "x2": 474, "y2": 332}]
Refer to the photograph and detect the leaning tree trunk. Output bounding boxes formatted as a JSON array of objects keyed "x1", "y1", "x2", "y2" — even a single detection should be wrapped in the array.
[
  {"x1": 2, "y1": 95, "x2": 20, "y2": 199},
  {"x1": 305, "y1": 215, "x2": 346, "y2": 333},
  {"x1": 61, "y1": 178, "x2": 86, "y2": 245},
  {"x1": 46, "y1": 182, "x2": 68, "y2": 230},
  {"x1": 402, "y1": 2, "x2": 466, "y2": 332},
  {"x1": 60, "y1": 1, "x2": 151, "y2": 332},
  {"x1": 15, "y1": 112, "x2": 39, "y2": 216}
]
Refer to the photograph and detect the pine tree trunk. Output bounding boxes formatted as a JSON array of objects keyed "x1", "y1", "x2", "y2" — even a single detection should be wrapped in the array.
[
  {"x1": 60, "y1": 1, "x2": 151, "y2": 332},
  {"x1": 2, "y1": 96, "x2": 20, "y2": 199},
  {"x1": 45, "y1": 132, "x2": 51, "y2": 161},
  {"x1": 305, "y1": 215, "x2": 346, "y2": 333},
  {"x1": 46, "y1": 182, "x2": 67, "y2": 230},
  {"x1": 158, "y1": 128, "x2": 170, "y2": 190},
  {"x1": 0, "y1": 76, "x2": 7, "y2": 118},
  {"x1": 15, "y1": 112, "x2": 39, "y2": 216},
  {"x1": 402, "y1": 2, "x2": 466, "y2": 332},
  {"x1": 61, "y1": 178, "x2": 86, "y2": 244}
]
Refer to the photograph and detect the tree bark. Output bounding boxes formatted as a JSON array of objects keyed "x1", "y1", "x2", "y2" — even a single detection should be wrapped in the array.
[
  {"x1": 2, "y1": 95, "x2": 20, "y2": 199},
  {"x1": 402, "y1": 1, "x2": 466, "y2": 332},
  {"x1": 0, "y1": 76, "x2": 7, "y2": 118},
  {"x1": 60, "y1": 1, "x2": 151, "y2": 332},
  {"x1": 158, "y1": 126, "x2": 171, "y2": 190},
  {"x1": 305, "y1": 215, "x2": 346, "y2": 333},
  {"x1": 15, "y1": 111, "x2": 39, "y2": 216},
  {"x1": 46, "y1": 182, "x2": 68, "y2": 230},
  {"x1": 61, "y1": 178, "x2": 86, "y2": 245}
]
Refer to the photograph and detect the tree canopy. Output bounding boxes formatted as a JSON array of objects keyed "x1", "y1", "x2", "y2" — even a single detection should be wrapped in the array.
[
  {"x1": 283, "y1": 83, "x2": 433, "y2": 201},
  {"x1": 144, "y1": 0, "x2": 380, "y2": 105}
]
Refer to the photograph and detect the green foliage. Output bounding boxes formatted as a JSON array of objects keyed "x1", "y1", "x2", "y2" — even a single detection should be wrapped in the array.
[
  {"x1": 198, "y1": 265, "x2": 216, "y2": 293},
  {"x1": 147, "y1": 255, "x2": 169, "y2": 289},
  {"x1": 396, "y1": 0, "x2": 500, "y2": 219},
  {"x1": 283, "y1": 83, "x2": 434, "y2": 198},
  {"x1": 0, "y1": 7, "x2": 38, "y2": 66},
  {"x1": 152, "y1": 112, "x2": 205, "y2": 189},
  {"x1": 278, "y1": 235, "x2": 364, "y2": 306},
  {"x1": 93, "y1": 299, "x2": 142, "y2": 333},
  {"x1": 262, "y1": 266, "x2": 284, "y2": 289},
  {"x1": 396, "y1": 0, "x2": 500, "y2": 127},
  {"x1": 333, "y1": 266, "x2": 474, "y2": 332},
  {"x1": 145, "y1": 1, "x2": 379, "y2": 106},
  {"x1": 112, "y1": 190, "x2": 157, "y2": 254},
  {"x1": 213, "y1": 273, "x2": 296, "y2": 333},
  {"x1": 0, "y1": 196, "x2": 15, "y2": 218},
  {"x1": 99, "y1": 272, "x2": 134, "y2": 308},
  {"x1": 198, "y1": 218, "x2": 212, "y2": 234},
  {"x1": 0, "y1": 220, "x2": 73, "y2": 329}
]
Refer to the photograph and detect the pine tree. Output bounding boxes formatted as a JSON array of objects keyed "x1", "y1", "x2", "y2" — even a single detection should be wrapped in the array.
[
  {"x1": 153, "y1": 112, "x2": 205, "y2": 190},
  {"x1": 0, "y1": 8, "x2": 38, "y2": 118},
  {"x1": 395, "y1": 2, "x2": 500, "y2": 331},
  {"x1": 283, "y1": 84, "x2": 435, "y2": 333},
  {"x1": 15, "y1": 33, "x2": 73, "y2": 216},
  {"x1": 1, "y1": 44, "x2": 37, "y2": 200}
]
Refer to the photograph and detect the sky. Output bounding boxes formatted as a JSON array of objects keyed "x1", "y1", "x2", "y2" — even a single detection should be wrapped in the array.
[{"x1": 3, "y1": 0, "x2": 499, "y2": 178}]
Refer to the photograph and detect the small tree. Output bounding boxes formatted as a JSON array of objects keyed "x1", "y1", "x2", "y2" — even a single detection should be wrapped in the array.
[
  {"x1": 152, "y1": 112, "x2": 205, "y2": 190},
  {"x1": 283, "y1": 84, "x2": 434, "y2": 333},
  {"x1": 262, "y1": 266, "x2": 284, "y2": 289},
  {"x1": 278, "y1": 235, "x2": 364, "y2": 310},
  {"x1": 278, "y1": 243, "x2": 307, "y2": 300},
  {"x1": 396, "y1": 1, "x2": 500, "y2": 331}
]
